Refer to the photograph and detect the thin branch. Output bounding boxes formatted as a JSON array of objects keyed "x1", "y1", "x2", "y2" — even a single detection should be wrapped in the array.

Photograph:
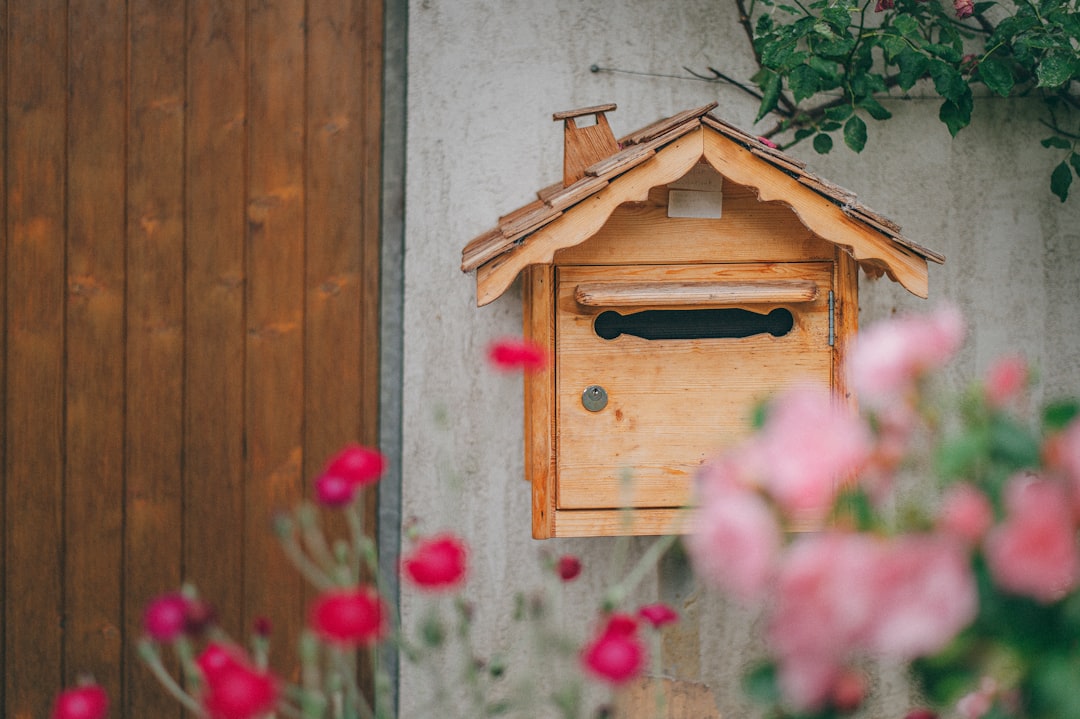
[
  {"x1": 1039, "y1": 118, "x2": 1080, "y2": 140},
  {"x1": 734, "y1": 0, "x2": 799, "y2": 116}
]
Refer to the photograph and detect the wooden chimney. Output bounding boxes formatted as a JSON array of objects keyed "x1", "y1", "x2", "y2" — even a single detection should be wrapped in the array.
[{"x1": 554, "y1": 104, "x2": 620, "y2": 187}]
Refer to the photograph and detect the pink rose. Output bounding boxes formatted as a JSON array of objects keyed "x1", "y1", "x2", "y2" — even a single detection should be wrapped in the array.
[
  {"x1": 985, "y1": 475, "x2": 1080, "y2": 602},
  {"x1": 954, "y1": 0, "x2": 974, "y2": 18},
  {"x1": 756, "y1": 387, "x2": 872, "y2": 521},
  {"x1": 956, "y1": 677, "x2": 998, "y2": 718},
  {"x1": 983, "y1": 354, "x2": 1028, "y2": 409},
  {"x1": 850, "y1": 305, "x2": 964, "y2": 408},
  {"x1": 866, "y1": 535, "x2": 977, "y2": 658},
  {"x1": 1045, "y1": 419, "x2": 1080, "y2": 515},
  {"x1": 581, "y1": 614, "x2": 646, "y2": 684},
  {"x1": 402, "y1": 534, "x2": 468, "y2": 590},
  {"x1": 688, "y1": 469, "x2": 782, "y2": 601},
  {"x1": 937, "y1": 483, "x2": 994, "y2": 545},
  {"x1": 874, "y1": 0, "x2": 894, "y2": 10}
]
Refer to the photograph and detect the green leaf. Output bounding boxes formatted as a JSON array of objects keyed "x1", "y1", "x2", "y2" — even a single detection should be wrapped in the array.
[
  {"x1": 1051, "y1": 160, "x2": 1073, "y2": 202},
  {"x1": 818, "y1": 120, "x2": 842, "y2": 132},
  {"x1": 924, "y1": 42, "x2": 963, "y2": 63},
  {"x1": 880, "y1": 33, "x2": 908, "y2": 61},
  {"x1": 794, "y1": 127, "x2": 816, "y2": 141},
  {"x1": 789, "y1": 64, "x2": 822, "y2": 103},
  {"x1": 992, "y1": 14, "x2": 1039, "y2": 45},
  {"x1": 824, "y1": 104, "x2": 853, "y2": 121},
  {"x1": 813, "y1": 132, "x2": 834, "y2": 154},
  {"x1": 934, "y1": 430, "x2": 989, "y2": 480},
  {"x1": 1071, "y1": 152, "x2": 1080, "y2": 176},
  {"x1": 893, "y1": 14, "x2": 920, "y2": 39},
  {"x1": 859, "y1": 95, "x2": 893, "y2": 121},
  {"x1": 973, "y1": 1, "x2": 994, "y2": 11},
  {"x1": 1044, "y1": 400, "x2": 1079, "y2": 430},
  {"x1": 939, "y1": 89, "x2": 973, "y2": 136},
  {"x1": 821, "y1": 5, "x2": 852, "y2": 31},
  {"x1": 978, "y1": 55, "x2": 1014, "y2": 97},
  {"x1": 756, "y1": 71, "x2": 782, "y2": 122},
  {"x1": 929, "y1": 60, "x2": 968, "y2": 104},
  {"x1": 897, "y1": 49, "x2": 930, "y2": 91},
  {"x1": 1041, "y1": 136, "x2": 1072, "y2": 149},
  {"x1": 843, "y1": 115, "x2": 867, "y2": 152},
  {"x1": 1037, "y1": 49, "x2": 1076, "y2": 88},
  {"x1": 743, "y1": 663, "x2": 782, "y2": 704},
  {"x1": 808, "y1": 56, "x2": 841, "y2": 88}
]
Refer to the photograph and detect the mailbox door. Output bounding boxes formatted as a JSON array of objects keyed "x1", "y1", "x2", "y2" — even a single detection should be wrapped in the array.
[{"x1": 556, "y1": 262, "x2": 834, "y2": 509}]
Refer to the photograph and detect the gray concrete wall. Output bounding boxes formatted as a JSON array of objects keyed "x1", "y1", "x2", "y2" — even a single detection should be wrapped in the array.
[{"x1": 399, "y1": 1, "x2": 1080, "y2": 716}]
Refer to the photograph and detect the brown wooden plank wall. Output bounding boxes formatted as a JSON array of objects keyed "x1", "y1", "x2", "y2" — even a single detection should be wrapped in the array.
[{"x1": 1, "y1": 1, "x2": 384, "y2": 716}]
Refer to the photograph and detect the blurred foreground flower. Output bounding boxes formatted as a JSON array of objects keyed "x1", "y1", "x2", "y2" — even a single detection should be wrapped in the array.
[
  {"x1": 51, "y1": 683, "x2": 108, "y2": 719},
  {"x1": 487, "y1": 337, "x2": 547, "y2": 372}
]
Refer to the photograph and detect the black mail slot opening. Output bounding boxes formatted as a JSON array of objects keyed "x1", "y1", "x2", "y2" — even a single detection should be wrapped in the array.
[{"x1": 594, "y1": 307, "x2": 794, "y2": 341}]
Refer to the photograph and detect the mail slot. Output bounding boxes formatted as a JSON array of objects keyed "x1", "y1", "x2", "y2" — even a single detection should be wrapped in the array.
[{"x1": 461, "y1": 104, "x2": 944, "y2": 538}]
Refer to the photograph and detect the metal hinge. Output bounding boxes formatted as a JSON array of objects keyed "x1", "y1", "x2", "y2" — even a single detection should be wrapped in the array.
[{"x1": 828, "y1": 290, "x2": 835, "y2": 347}]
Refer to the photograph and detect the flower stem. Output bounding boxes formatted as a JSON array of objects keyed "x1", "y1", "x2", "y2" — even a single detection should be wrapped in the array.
[{"x1": 137, "y1": 640, "x2": 206, "y2": 716}]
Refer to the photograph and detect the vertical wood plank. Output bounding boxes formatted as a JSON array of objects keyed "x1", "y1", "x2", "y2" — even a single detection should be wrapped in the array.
[
  {"x1": 125, "y1": 1, "x2": 186, "y2": 715},
  {"x1": 4, "y1": 3, "x2": 68, "y2": 717},
  {"x1": 184, "y1": 0, "x2": 248, "y2": 641},
  {"x1": 246, "y1": 0, "x2": 307, "y2": 678},
  {"x1": 524, "y1": 265, "x2": 557, "y2": 538},
  {"x1": 305, "y1": 0, "x2": 366, "y2": 484},
  {"x1": 834, "y1": 249, "x2": 859, "y2": 404},
  {"x1": 0, "y1": 0, "x2": 9, "y2": 709},
  {"x1": 65, "y1": 0, "x2": 127, "y2": 702}
]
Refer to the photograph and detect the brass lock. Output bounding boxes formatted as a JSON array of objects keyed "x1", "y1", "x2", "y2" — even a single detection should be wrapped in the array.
[{"x1": 582, "y1": 385, "x2": 608, "y2": 412}]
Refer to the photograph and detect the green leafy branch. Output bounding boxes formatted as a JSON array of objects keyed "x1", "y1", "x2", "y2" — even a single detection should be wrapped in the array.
[{"x1": 700, "y1": 0, "x2": 1080, "y2": 200}]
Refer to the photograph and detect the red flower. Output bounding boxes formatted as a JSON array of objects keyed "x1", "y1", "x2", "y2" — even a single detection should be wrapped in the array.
[
  {"x1": 142, "y1": 593, "x2": 191, "y2": 642},
  {"x1": 202, "y1": 667, "x2": 278, "y2": 719},
  {"x1": 252, "y1": 616, "x2": 272, "y2": 638},
  {"x1": 874, "y1": 0, "x2": 894, "y2": 10},
  {"x1": 323, "y1": 445, "x2": 386, "y2": 487},
  {"x1": 487, "y1": 338, "x2": 547, "y2": 372},
  {"x1": 905, "y1": 710, "x2": 939, "y2": 719},
  {"x1": 581, "y1": 613, "x2": 646, "y2": 684},
  {"x1": 314, "y1": 473, "x2": 357, "y2": 507},
  {"x1": 638, "y1": 603, "x2": 679, "y2": 628},
  {"x1": 402, "y1": 534, "x2": 468, "y2": 590},
  {"x1": 309, "y1": 586, "x2": 387, "y2": 646},
  {"x1": 196, "y1": 644, "x2": 278, "y2": 719},
  {"x1": 51, "y1": 684, "x2": 109, "y2": 719},
  {"x1": 556, "y1": 555, "x2": 582, "y2": 581}
]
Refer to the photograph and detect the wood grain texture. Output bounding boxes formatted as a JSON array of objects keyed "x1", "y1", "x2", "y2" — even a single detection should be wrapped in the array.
[
  {"x1": 701, "y1": 129, "x2": 930, "y2": 297},
  {"x1": 556, "y1": 263, "x2": 834, "y2": 510},
  {"x1": 5, "y1": 3, "x2": 67, "y2": 714},
  {"x1": 476, "y1": 129, "x2": 707, "y2": 306},
  {"x1": 524, "y1": 266, "x2": 557, "y2": 538},
  {"x1": 65, "y1": 0, "x2": 126, "y2": 702},
  {"x1": 184, "y1": 0, "x2": 248, "y2": 644},
  {"x1": 562, "y1": 112, "x2": 619, "y2": 186},
  {"x1": 574, "y1": 279, "x2": 819, "y2": 307},
  {"x1": 0, "y1": 0, "x2": 7, "y2": 705},
  {"x1": 833, "y1": 248, "x2": 859, "y2": 404},
  {"x1": 552, "y1": 509, "x2": 693, "y2": 537},
  {"x1": 246, "y1": 0, "x2": 307, "y2": 679},
  {"x1": 125, "y1": 1, "x2": 187, "y2": 714}
]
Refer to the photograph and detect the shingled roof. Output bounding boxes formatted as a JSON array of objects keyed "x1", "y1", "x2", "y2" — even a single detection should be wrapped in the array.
[{"x1": 462, "y1": 103, "x2": 944, "y2": 305}]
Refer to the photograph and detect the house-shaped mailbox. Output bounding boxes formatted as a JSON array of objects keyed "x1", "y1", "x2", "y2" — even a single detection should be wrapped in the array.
[{"x1": 461, "y1": 103, "x2": 944, "y2": 539}]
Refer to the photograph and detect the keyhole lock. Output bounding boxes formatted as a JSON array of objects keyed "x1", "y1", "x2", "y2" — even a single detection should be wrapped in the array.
[{"x1": 582, "y1": 385, "x2": 608, "y2": 412}]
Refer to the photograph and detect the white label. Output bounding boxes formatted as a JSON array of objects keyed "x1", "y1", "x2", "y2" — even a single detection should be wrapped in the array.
[
  {"x1": 668, "y1": 163, "x2": 724, "y2": 192},
  {"x1": 667, "y1": 189, "x2": 724, "y2": 219}
]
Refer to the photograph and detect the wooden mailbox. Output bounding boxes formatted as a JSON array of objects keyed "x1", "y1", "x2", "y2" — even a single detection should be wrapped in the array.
[{"x1": 461, "y1": 103, "x2": 944, "y2": 538}]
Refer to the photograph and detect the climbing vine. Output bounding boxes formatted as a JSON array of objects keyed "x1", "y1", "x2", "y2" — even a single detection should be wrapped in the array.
[{"x1": 696, "y1": 0, "x2": 1080, "y2": 200}]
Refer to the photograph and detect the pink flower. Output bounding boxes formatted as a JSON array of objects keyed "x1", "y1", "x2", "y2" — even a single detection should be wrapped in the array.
[
  {"x1": 51, "y1": 684, "x2": 109, "y2": 719},
  {"x1": 556, "y1": 555, "x2": 582, "y2": 581},
  {"x1": 985, "y1": 475, "x2": 1080, "y2": 602},
  {"x1": 1045, "y1": 419, "x2": 1080, "y2": 515},
  {"x1": 866, "y1": 535, "x2": 977, "y2": 659},
  {"x1": 905, "y1": 710, "x2": 939, "y2": 719},
  {"x1": 956, "y1": 677, "x2": 998, "y2": 719},
  {"x1": 487, "y1": 338, "x2": 547, "y2": 372},
  {"x1": 874, "y1": 0, "x2": 894, "y2": 11},
  {"x1": 758, "y1": 136, "x2": 778, "y2": 148},
  {"x1": 142, "y1": 592, "x2": 191, "y2": 642},
  {"x1": 984, "y1": 355, "x2": 1028, "y2": 409},
  {"x1": 202, "y1": 668, "x2": 279, "y2": 719},
  {"x1": 196, "y1": 644, "x2": 279, "y2": 719},
  {"x1": 954, "y1": 0, "x2": 974, "y2": 18},
  {"x1": 323, "y1": 445, "x2": 386, "y2": 487},
  {"x1": 830, "y1": 669, "x2": 867, "y2": 712},
  {"x1": 638, "y1": 603, "x2": 679, "y2": 628},
  {"x1": 688, "y1": 465, "x2": 782, "y2": 601},
  {"x1": 756, "y1": 386, "x2": 872, "y2": 521},
  {"x1": 937, "y1": 483, "x2": 994, "y2": 545},
  {"x1": 309, "y1": 586, "x2": 387, "y2": 646},
  {"x1": 402, "y1": 534, "x2": 468, "y2": 590},
  {"x1": 581, "y1": 614, "x2": 646, "y2": 684},
  {"x1": 314, "y1": 473, "x2": 356, "y2": 507},
  {"x1": 849, "y1": 305, "x2": 965, "y2": 408}
]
